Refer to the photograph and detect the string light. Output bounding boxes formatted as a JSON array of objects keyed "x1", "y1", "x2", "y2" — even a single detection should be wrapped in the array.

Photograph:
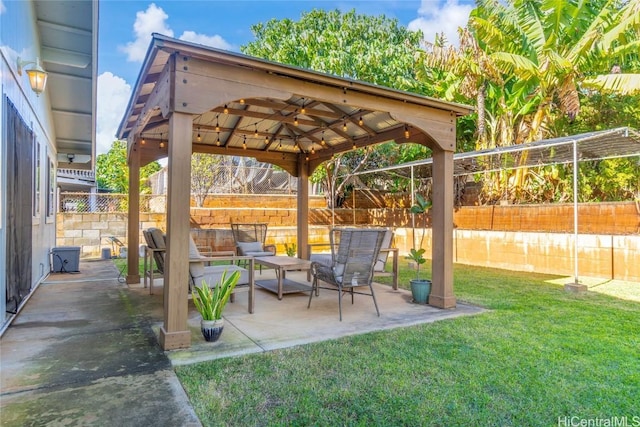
[
  {"x1": 300, "y1": 98, "x2": 306, "y2": 114},
  {"x1": 216, "y1": 134, "x2": 221, "y2": 146},
  {"x1": 321, "y1": 131, "x2": 326, "y2": 145},
  {"x1": 343, "y1": 121, "x2": 348, "y2": 132},
  {"x1": 159, "y1": 133, "x2": 165, "y2": 149},
  {"x1": 141, "y1": 137, "x2": 146, "y2": 145},
  {"x1": 254, "y1": 125, "x2": 259, "y2": 137},
  {"x1": 404, "y1": 124, "x2": 410, "y2": 139},
  {"x1": 352, "y1": 142, "x2": 357, "y2": 150},
  {"x1": 311, "y1": 146, "x2": 315, "y2": 155},
  {"x1": 215, "y1": 116, "x2": 220, "y2": 132},
  {"x1": 223, "y1": 104, "x2": 229, "y2": 114},
  {"x1": 359, "y1": 117, "x2": 363, "y2": 126},
  {"x1": 197, "y1": 127, "x2": 201, "y2": 142},
  {"x1": 242, "y1": 135, "x2": 247, "y2": 150},
  {"x1": 294, "y1": 116, "x2": 299, "y2": 126},
  {"x1": 239, "y1": 99, "x2": 245, "y2": 104},
  {"x1": 305, "y1": 154, "x2": 309, "y2": 161},
  {"x1": 264, "y1": 135, "x2": 269, "y2": 144}
]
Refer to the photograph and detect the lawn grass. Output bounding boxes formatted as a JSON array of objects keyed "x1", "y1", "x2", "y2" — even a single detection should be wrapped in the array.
[{"x1": 176, "y1": 261, "x2": 639, "y2": 426}]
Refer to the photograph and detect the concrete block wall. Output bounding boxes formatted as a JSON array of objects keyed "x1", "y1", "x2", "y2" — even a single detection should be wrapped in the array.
[
  {"x1": 390, "y1": 228, "x2": 640, "y2": 282},
  {"x1": 56, "y1": 196, "x2": 639, "y2": 281},
  {"x1": 56, "y1": 213, "x2": 129, "y2": 258}
]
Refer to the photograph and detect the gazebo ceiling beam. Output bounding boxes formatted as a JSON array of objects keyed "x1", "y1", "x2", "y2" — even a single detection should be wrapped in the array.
[
  {"x1": 212, "y1": 106, "x2": 318, "y2": 127},
  {"x1": 193, "y1": 142, "x2": 299, "y2": 175}
]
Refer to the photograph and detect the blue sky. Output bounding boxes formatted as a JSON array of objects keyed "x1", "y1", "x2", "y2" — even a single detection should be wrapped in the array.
[{"x1": 97, "y1": 0, "x2": 474, "y2": 154}]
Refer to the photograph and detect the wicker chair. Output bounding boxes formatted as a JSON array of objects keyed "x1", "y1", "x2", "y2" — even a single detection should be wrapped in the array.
[
  {"x1": 308, "y1": 228, "x2": 386, "y2": 320},
  {"x1": 307, "y1": 228, "x2": 398, "y2": 289},
  {"x1": 230, "y1": 223, "x2": 276, "y2": 272}
]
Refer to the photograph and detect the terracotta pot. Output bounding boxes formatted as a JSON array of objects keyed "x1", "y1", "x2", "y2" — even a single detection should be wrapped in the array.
[{"x1": 201, "y1": 318, "x2": 224, "y2": 342}]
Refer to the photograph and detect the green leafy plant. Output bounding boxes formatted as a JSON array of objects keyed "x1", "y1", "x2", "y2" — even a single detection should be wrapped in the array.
[
  {"x1": 406, "y1": 193, "x2": 432, "y2": 280},
  {"x1": 284, "y1": 242, "x2": 297, "y2": 257},
  {"x1": 192, "y1": 270, "x2": 240, "y2": 321}
]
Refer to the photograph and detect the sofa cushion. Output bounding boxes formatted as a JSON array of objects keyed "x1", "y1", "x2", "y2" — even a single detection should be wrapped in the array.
[
  {"x1": 237, "y1": 241, "x2": 264, "y2": 255},
  {"x1": 193, "y1": 265, "x2": 249, "y2": 289}
]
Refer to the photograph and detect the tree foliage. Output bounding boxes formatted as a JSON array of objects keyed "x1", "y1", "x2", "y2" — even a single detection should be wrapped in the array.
[
  {"x1": 191, "y1": 153, "x2": 224, "y2": 207},
  {"x1": 96, "y1": 140, "x2": 161, "y2": 193},
  {"x1": 243, "y1": 9, "x2": 426, "y2": 92},
  {"x1": 421, "y1": 0, "x2": 640, "y2": 148},
  {"x1": 419, "y1": 0, "x2": 640, "y2": 204},
  {"x1": 242, "y1": 9, "x2": 440, "y2": 204}
]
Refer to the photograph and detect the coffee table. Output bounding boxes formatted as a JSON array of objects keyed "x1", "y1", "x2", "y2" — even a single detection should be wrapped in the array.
[{"x1": 254, "y1": 256, "x2": 312, "y2": 300}]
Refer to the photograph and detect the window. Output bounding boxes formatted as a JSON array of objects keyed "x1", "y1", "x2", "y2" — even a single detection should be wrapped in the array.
[
  {"x1": 33, "y1": 138, "x2": 40, "y2": 217},
  {"x1": 46, "y1": 156, "x2": 55, "y2": 220}
]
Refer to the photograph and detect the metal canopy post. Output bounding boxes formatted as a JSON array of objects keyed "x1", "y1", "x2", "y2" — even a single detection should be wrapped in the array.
[{"x1": 565, "y1": 138, "x2": 588, "y2": 292}]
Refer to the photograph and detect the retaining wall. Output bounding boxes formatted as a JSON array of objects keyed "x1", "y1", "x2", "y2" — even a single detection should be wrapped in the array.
[{"x1": 56, "y1": 197, "x2": 639, "y2": 282}]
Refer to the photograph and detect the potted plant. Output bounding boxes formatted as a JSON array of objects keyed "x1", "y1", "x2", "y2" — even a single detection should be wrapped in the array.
[
  {"x1": 406, "y1": 193, "x2": 432, "y2": 304},
  {"x1": 284, "y1": 242, "x2": 297, "y2": 257},
  {"x1": 192, "y1": 270, "x2": 240, "y2": 342}
]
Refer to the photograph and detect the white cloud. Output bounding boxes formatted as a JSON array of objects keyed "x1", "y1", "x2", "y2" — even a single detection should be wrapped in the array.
[
  {"x1": 96, "y1": 72, "x2": 131, "y2": 155},
  {"x1": 408, "y1": 0, "x2": 473, "y2": 45},
  {"x1": 179, "y1": 31, "x2": 234, "y2": 51},
  {"x1": 119, "y1": 3, "x2": 174, "y2": 62},
  {"x1": 0, "y1": 0, "x2": 6, "y2": 14},
  {"x1": 119, "y1": 3, "x2": 233, "y2": 63}
]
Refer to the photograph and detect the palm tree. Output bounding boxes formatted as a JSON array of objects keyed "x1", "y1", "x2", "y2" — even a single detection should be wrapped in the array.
[
  {"x1": 470, "y1": 0, "x2": 640, "y2": 143},
  {"x1": 418, "y1": 0, "x2": 639, "y2": 203}
]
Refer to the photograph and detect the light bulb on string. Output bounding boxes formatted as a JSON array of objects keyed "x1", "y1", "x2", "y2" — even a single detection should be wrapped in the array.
[
  {"x1": 359, "y1": 117, "x2": 363, "y2": 126},
  {"x1": 294, "y1": 116, "x2": 299, "y2": 126},
  {"x1": 216, "y1": 133, "x2": 221, "y2": 146},
  {"x1": 223, "y1": 104, "x2": 229, "y2": 114},
  {"x1": 243, "y1": 135, "x2": 247, "y2": 150},
  {"x1": 141, "y1": 137, "x2": 146, "y2": 145},
  {"x1": 343, "y1": 121, "x2": 348, "y2": 132},
  {"x1": 264, "y1": 135, "x2": 269, "y2": 144},
  {"x1": 311, "y1": 146, "x2": 315, "y2": 155},
  {"x1": 255, "y1": 125, "x2": 259, "y2": 137},
  {"x1": 321, "y1": 131, "x2": 326, "y2": 145},
  {"x1": 159, "y1": 133, "x2": 165, "y2": 149},
  {"x1": 197, "y1": 127, "x2": 201, "y2": 142},
  {"x1": 300, "y1": 98, "x2": 306, "y2": 114},
  {"x1": 240, "y1": 99, "x2": 245, "y2": 104},
  {"x1": 215, "y1": 116, "x2": 220, "y2": 132},
  {"x1": 404, "y1": 124, "x2": 410, "y2": 139}
]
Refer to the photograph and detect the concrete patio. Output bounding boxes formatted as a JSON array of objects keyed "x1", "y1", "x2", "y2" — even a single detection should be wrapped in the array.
[
  {"x1": 0, "y1": 259, "x2": 484, "y2": 426},
  {"x1": 162, "y1": 266, "x2": 484, "y2": 365}
]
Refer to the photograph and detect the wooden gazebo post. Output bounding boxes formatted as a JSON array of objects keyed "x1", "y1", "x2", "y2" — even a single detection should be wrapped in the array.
[
  {"x1": 297, "y1": 154, "x2": 310, "y2": 260},
  {"x1": 126, "y1": 144, "x2": 141, "y2": 285},
  {"x1": 160, "y1": 111, "x2": 193, "y2": 350}
]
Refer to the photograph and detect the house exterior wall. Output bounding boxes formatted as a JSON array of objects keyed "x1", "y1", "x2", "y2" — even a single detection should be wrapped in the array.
[{"x1": 1, "y1": 1, "x2": 59, "y2": 332}]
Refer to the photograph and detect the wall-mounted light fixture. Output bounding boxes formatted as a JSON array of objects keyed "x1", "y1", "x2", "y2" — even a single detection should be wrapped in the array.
[
  {"x1": 17, "y1": 57, "x2": 48, "y2": 96},
  {"x1": 67, "y1": 154, "x2": 75, "y2": 163}
]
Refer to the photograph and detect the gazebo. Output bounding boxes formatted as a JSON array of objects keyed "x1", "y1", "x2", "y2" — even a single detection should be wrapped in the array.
[{"x1": 117, "y1": 34, "x2": 473, "y2": 350}]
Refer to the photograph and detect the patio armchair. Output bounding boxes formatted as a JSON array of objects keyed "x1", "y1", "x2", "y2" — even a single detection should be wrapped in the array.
[
  {"x1": 307, "y1": 228, "x2": 398, "y2": 290},
  {"x1": 308, "y1": 228, "x2": 386, "y2": 321},
  {"x1": 143, "y1": 227, "x2": 166, "y2": 292},
  {"x1": 230, "y1": 223, "x2": 276, "y2": 272},
  {"x1": 188, "y1": 235, "x2": 255, "y2": 314},
  {"x1": 143, "y1": 228, "x2": 255, "y2": 313}
]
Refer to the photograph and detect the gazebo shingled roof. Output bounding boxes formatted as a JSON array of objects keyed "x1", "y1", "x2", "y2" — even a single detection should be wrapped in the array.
[{"x1": 117, "y1": 34, "x2": 473, "y2": 350}]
